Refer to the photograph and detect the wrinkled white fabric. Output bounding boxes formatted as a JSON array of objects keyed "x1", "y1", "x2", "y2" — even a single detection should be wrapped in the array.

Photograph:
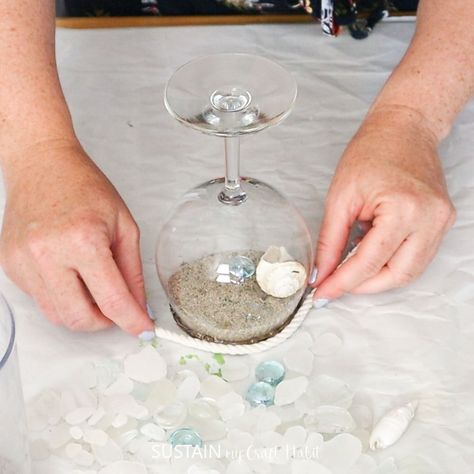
[{"x1": 0, "y1": 21, "x2": 473, "y2": 472}]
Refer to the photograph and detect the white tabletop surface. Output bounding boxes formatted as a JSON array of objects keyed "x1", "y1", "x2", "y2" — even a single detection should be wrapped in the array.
[{"x1": 1, "y1": 20, "x2": 474, "y2": 473}]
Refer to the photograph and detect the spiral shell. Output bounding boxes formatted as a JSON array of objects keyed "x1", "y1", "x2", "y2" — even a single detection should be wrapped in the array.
[
  {"x1": 369, "y1": 401, "x2": 418, "y2": 450},
  {"x1": 256, "y1": 246, "x2": 307, "y2": 298}
]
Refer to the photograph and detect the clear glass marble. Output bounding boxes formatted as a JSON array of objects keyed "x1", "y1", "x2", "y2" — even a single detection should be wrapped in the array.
[
  {"x1": 156, "y1": 54, "x2": 313, "y2": 344},
  {"x1": 228, "y1": 256, "x2": 256, "y2": 283},
  {"x1": 255, "y1": 360, "x2": 286, "y2": 386},
  {"x1": 245, "y1": 381, "x2": 275, "y2": 407},
  {"x1": 0, "y1": 294, "x2": 31, "y2": 474},
  {"x1": 169, "y1": 427, "x2": 203, "y2": 447}
]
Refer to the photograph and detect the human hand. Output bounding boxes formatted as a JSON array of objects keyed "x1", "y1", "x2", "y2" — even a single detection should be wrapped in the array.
[
  {"x1": 313, "y1": 107, "x2": 456, "y2": 306},
  {"x1": 0, "y1": 140, "x2": 154, "y2": 335}
]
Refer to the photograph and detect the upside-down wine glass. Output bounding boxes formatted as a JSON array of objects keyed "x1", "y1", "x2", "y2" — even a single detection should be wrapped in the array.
[{"x1": 156, "y1": 53, "x2": 313, "y2": 344}]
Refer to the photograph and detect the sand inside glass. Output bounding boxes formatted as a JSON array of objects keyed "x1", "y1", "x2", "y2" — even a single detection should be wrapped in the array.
[{"x1": 168, "y1": 250, "x2": 306, "y2": 344}]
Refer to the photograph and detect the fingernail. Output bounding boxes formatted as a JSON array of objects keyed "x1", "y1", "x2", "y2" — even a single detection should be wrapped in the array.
[
  {"x1": 313, "y1": 298, "x2": 330, "y2": 309},
  {"x1": 308, "y1": 267, "x2": 318, "y2": 285},
  {"x1": 146, "y1": 303, "x2": 157, "y2": 321},
  {"x1": 138, "y1": 330, "x2": 156, "y2": 342}
]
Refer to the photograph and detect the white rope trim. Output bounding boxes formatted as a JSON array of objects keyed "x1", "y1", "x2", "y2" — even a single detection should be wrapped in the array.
[{"x1": 154, "y1": 289, "x2": 315, "y2": 355}]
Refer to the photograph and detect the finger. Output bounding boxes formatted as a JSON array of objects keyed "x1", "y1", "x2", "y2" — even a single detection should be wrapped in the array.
[
  {"x1": 356, "y1": 220, "x2": 372, "y2": 236},
  {"x1": 314, "y1": 197, "x2": 358, "y2": 286},
  {"x1": 2, "y1": 254, "x2": 62, "y2": 325},
  {"x1": 32, "y1": 278, "x2": 62, "y2": 326},
  {"x1": 23, "y1": 268, "x2": 63, "y2": 326},
  {"x1": 112, "y1": 219, "x2": 146, "y2": 310},
  {"x1": 43, "y1": 269, "x2": 113, "y2": 332},
  {"x1": 80, "y1": 252, "x2": 154, "y2": 335},
  {"x1": 313, "y1": 214, "x2": 409, "y2": 301},
  {"x1": 351, "y1": 231, "x2": 442, "y2": 294}
]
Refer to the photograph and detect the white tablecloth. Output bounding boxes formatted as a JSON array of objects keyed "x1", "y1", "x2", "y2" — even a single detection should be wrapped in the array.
[{"x1": 1, "y1": 20, "x2": 474, "y2": 473}]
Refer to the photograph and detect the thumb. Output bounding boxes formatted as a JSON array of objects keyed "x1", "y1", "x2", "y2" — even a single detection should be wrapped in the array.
[
  {"x1": 314, "y1": 197, "x2": 356, "y2": 286},
  {"x1": 112, "y1": 218, "x2": 147, "y2": 311}
]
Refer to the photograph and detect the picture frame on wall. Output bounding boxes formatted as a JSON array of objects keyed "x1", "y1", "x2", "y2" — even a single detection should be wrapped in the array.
[{"x1": 56, "y1": 0, "x2": 418, "y2": 36}]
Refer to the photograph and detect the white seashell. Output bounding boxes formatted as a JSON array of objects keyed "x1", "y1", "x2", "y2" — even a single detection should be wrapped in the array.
[
  {"x1": 369, "y1": 401, "x2": 418, "y2": 450},
  {"x1": 256, "y1": 246, "x2": 307, "y2": 298}
]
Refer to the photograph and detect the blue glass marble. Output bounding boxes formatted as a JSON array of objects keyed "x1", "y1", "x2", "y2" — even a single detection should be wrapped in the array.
[
  {"x1": 169, "y1": 427, "x2": 203, "y2": 447},
  {"x1": 255, "y1": 360, "x2": 286, "y2": 386},
  {"x1": 245, "y1": 381, "x2": 275, "y2": 407},
  {"x1": 229, "y1": 256, "x2": 255, "y2": 282}
]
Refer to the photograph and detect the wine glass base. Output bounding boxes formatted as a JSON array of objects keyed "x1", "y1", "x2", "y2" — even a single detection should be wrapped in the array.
[
  {"x1": 164, "y1": 53, "x2": 297, "y2": 137},
  {"x1": 169, "y1": 292, "x2": 307, "y2": 345}
]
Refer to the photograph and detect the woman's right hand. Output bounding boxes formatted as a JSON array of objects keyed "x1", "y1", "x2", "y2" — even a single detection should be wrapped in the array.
[
  {"x1": 312, "y1": 107, "x2": 456, "y2": 303},
  {"x1": 0, "y1": 139, "x2": 154, "y2": 335}
]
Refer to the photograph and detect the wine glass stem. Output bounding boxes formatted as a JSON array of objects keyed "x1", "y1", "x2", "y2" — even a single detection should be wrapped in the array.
[
  {"x1": 219, "y1": 136, "x2": 247, "y2": 205},
  {"x1": 225, "y1": 136, "x2": 240, "y2": 189}
]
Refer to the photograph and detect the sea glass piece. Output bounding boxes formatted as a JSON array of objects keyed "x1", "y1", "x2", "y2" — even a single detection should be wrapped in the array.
[
  {"x1": 176, "y1": 373, "x2": 200, "y2": 403},
  {"x1": 318, "y1": 433, "x2": 362, "y2": 473},
  {"x1": 169, "y1": 428, "x2": 203, "y2": 448},
  {"x1": 283, "y1": 349, "x2": 313, "y2": 376},
  {"x1": 188, "y1": 398, "x2": 219, "y2": 420},
  {"x1": 350, "y1": 404, "x2": 373, "y2": 430},
  {"x1": 283, "y1": 426, "x2": 307, "y2": 447},
  {"x1": 88, "y1": 407, "x2": 106, "y2": 427},
  {"x1": 65, "y1": 443, "x2": 82, "y2": 459},
  {"x1": 255, "y1": 361, "x2": 285, "y2": 386},
  {"x1": 113, "y1": 429, "x2": 139, "y2": 448},
  {"x1": 311, "y1": 374, "x2": 354, "y2": 409},
  {"x1": 291, "y1": 460, "x2": 332, "y2": 474},
  {"x1": 224, "y1": 429, "x2": 254, "y2": 450},
  {"x1": 98, "y1": 461, "x2": 147, "y2": 474},
  {"x1": 200, "y1": 375, "x2": 232, "y2": 400},
  {"x1": 65, "y1": 407, "x2": 94, "y2": 425},
  {"x1": 352, "y1": 454, "x2": 378, "y2": 474},
  {"x1": 72, "y1": 448, "x2": 94, "y2": 467},
  {"x1": 375, "y1": 457, "x2": 399, "y2": 473},
  {"x1": 245, "y1": 382, "x2": 275, "y2": 407},
  {"x1": 305, "y1": 432, "x2": 324, "y2": 450},
  {"x1": 45, "y1": 423, "x2": 72, "y2": 450},
  {"x1": 105, "y1": 394, "x2": 148, "y2": 420},
  {"x1": 140, "y1": 423, "x2": 165, "y2": 442},
  {"x1": 83, "y1": 428, "x2": 108, "y2": 446},
  {"x1": 274, "y1": 376, "x2": 308, "y2": 406},
  {"x1": 69, "y1": 426, "x2": 83, "y2": 440},
  {"x1": 92, "y1": 439, "x2": 124, "y2": 465},
  {"x1": 254, "y1": 410, "x2": 281, "y2": 432},
  {"x1": 145, "y1": 379, "x2": 177, "y2": 414},
  {"x1": 304, "y1": 405, "x2": 356, "y2": 434},
  {"x1": 216, "y1": 392, "x2": 245, "y2": 421},
  {"x1": 104, "y1": 375, "x2": 134, "y2": 396},
  {"x1": 154, "y1": 402, "x2": 187, "y2": 429},
  {"x1": 123, "y1": 347, "x2": 167, "y2": 384},
  {"x1": 220, "y1": 359, "x2": 250, "y2": 382},
  {"x1": 192, "y1": 419, "x2": 226, "y2": 441}
]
